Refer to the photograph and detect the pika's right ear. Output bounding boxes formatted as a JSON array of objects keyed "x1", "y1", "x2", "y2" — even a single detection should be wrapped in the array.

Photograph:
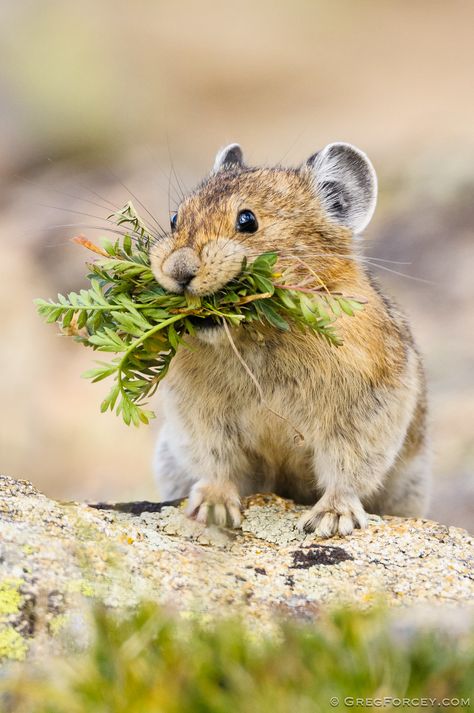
[
  {"x1": 304, "y1": 142, "x2": 377, "y2": 234},
  {"x1": 212, "y1": 143, "x2": 244, "y2": 173}
]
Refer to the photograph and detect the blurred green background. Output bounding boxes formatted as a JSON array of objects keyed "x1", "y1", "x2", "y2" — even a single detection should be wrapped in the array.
[{"x1": 0, "y1": 0, "x2": 472, "y2": 530}]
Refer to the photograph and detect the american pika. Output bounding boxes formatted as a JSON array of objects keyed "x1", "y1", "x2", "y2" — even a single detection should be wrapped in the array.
[{"x1": 150, "y1": 142, "x2": 430, "y2": 537}]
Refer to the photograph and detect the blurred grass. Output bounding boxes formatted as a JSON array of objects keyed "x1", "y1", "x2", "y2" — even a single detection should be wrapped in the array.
[{"x1": 2, "y1": 604, "x2": 473, "y2": 712}]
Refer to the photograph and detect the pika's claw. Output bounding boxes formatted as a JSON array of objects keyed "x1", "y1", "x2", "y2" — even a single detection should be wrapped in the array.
[
  {"x1": 187, "y1": 480, "x2": 242, "y2": 529},
  {"x1": 298, "y1": 493, "x2": 368, "y2": 538}
]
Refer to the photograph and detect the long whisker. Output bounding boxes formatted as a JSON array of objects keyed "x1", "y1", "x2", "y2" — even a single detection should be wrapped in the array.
[
  {"x1": 244, "y1": 238, "x2": 413, "y2": 266},
  {"x1": 15, "y1": 175, "x2": 121, "y2": 217},
  {"x1": 34, "y1": 203, "x2": 135, "y2": 226},
  {"x1": 103, "y1": 169, "x2": 168, "y2": 240},
  {"x1": 275, "y1": 126, "x2": 309, "y2": 165},
  {"x1": 243, "y1": 247, "x2": 399, "y2": 266},
  {"x1": 17, "y1": 161, "x2": 173, "y2": 249},
  {"x1": 165, "y1": 133, "x2": 188, "y2": 202},
  {"x1": 74, "y1": 182, "x2": 120, "y2": 212},
  {"x1": 241, "y1": 247, "x2": 433, "y2": 284},
  {"x1": 276, "y1": 249, "x2": 400, "y2": 266},
  {"x1": 39, "y1": 199, "x2": 167, "y2": 245},
  {"x1": 135, "y1": 142, "x2": 184, "y2": 208},
  {"x1": 167, "y1": 167, "x2": 175, "y2": 228},
  {"x1": 41, "y1": 223, "x2": 141, "y2": 239},
  {"x1": 169, "y1": 161, "x2": 187, "y2": 203},
  {"x1": 356, "y1": 257, "x2": 412, "y2": 265},
  {"x1": 30, "y1": 226, "x2": 148, "y2": 254},
  {"x1": 15, "y1": 164, "x2": 170, "y2": 244},
  {"x1": 355, "y1": 261, "x2": 434, "y2": 283},
  {"x1": 280, "y1": 252, "x2": 434, "y2": 284}
]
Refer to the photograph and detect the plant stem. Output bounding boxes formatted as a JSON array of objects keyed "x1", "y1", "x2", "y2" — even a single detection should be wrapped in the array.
[
  {"x1": 273, "y1": 283, "x2": 325, "y2": 294},
  {"x1": 222, "y1": 321, "x2": 304, "y2": 445}
]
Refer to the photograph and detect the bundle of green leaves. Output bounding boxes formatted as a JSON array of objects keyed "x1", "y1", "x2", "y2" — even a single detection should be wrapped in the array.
[{"x1": 36, "y1": 202, "x2": 364, "y2": 426}]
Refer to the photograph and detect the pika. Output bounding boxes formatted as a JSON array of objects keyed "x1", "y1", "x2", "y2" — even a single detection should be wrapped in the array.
[{"x1": 150, "y1": 142, "x2": 430, "y2": 537}]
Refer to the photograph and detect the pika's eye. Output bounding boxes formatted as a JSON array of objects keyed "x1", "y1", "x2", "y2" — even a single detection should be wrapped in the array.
[
  {"x1": 236, "y1": 209, "x2": 258, "y2": 233},
  {"x1": 170, "y1": 213, "x2": 178, "y2": 231}
]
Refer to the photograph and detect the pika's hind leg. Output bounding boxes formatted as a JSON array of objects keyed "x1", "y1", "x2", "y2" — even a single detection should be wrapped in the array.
[
  {"x1": 153, "y1": 427, "x2": 198, "y2": 500},
  {"x1": 373, "y1": 443, "x2": 431, "y2": 518},
  {"x1": 371, "y1": 390, "x2": 431, "y2": 518},
  {"x1": 299, "y1": 351, "x2": 427, "y2": 537}
]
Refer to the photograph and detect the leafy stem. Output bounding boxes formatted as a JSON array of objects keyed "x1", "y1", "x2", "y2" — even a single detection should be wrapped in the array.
[{"x1": 116, "y1": 313, "x2": 184, "y2": 390}]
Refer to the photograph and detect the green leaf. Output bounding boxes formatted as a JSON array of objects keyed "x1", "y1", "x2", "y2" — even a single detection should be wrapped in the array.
[
  {"x1": 251, "y1": 252, "x2": 278, "y2": 271},
  {"x1": 338, "y1": 298, "x2": 355, "y2": 316},
  {"x1": 253, "y1": 275, "x2": 275, "y2": 294},
  {"x1": 258, "y1": 302, "x2": 290, "y2": 331},
  {"x1": 167, "y1": 324, "x2": 179, "y2": 350},
  {"x1": 299, "y1": 295, "x2": 318, "y2": 324},
  {"x1": 77, "y1": 310, "x2": 88, "y2": 329},
  {"x1": 123, "y1": 234, "x2": 132, "y2": 256}
]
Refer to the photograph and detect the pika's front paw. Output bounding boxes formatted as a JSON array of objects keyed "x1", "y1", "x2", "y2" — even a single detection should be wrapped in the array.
[
  {"x1": 298, "y1": 493, "x2": 368, "y2": 537},
  {"x1": 187, "y1": 480, "x2": 242, "y2": 528}
]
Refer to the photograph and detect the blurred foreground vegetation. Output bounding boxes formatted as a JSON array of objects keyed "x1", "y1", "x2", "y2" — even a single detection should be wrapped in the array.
[{"x1": 2, "y1": 604, "x2": 473, "y2": 712}]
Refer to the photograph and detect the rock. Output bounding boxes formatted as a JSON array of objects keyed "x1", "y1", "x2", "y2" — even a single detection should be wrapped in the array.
[{"x1": 0, "y1": 475, "x2": 473, "y2": 661}]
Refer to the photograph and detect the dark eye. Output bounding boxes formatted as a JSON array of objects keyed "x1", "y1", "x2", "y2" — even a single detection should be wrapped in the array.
[
  {"x1": 170, "y1": 213, "x2": 178, "y2": 231},
  {"x1": 236, "y1": 209, "x2": 258, "y2": 233}
]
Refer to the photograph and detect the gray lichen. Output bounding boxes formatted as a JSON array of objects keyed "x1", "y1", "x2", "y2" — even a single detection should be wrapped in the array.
[{"x1": 0, "y1": 475, "x2": 473, "y2": 662}]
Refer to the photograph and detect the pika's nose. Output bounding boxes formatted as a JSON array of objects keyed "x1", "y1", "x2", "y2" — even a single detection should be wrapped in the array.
[{"x1": 162, "y1": 247, "x2": 200, "y2": 290}]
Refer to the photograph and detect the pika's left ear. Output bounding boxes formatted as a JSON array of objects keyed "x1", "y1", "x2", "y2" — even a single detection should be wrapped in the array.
[
  {"x1": 213, "y1": 143, "x2": 244, "y2": 173},
  {"x1": 304, "y1": 142, "x2": 377, "y2": 234}
]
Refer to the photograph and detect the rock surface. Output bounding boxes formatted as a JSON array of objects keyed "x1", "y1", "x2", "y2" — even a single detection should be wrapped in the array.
[{"x1": 0, "y1": 475, "x2": 473, "y2": 661}]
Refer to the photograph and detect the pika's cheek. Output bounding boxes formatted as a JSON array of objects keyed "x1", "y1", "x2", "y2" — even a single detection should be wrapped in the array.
[
  {"x1": 149, "y1": 237, "x2": 176, "y2": 289},
  {"x1": 190, "y1": 239, "x2": 247, "y2": 296}
]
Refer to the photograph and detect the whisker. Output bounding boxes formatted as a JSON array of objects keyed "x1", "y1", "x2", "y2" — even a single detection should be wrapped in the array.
[
  {"x1": 103, "y1": 169, "x2": 167, "y2": 240},
  {"x1": 31, "y1": 226, "x2": 145, "y2": 253},
  {"x1": 240, "y1": 247, "x2": 433, "y2": 284},
  {"x1": 275, "y1": 126, "x2": 309, "y2": 165},
  {"x1": 15, "y1": 163, "x2": 170, "y2": 243},
  {"x1": 355, "y1": 261, "x2": 434, "y2": 283},
  {"x1": 263, "y1": 243, "x2": 413, "y2": 266},
  {"x1": 167, "y1": 167, "x2": 175, "y2": 228},
  {"x1": 17, "y1": 159, "x2": 172, "y2": 249},
  {"x1": 243, "y1": 246, "x2": 397, "y2": 266},
  {"x1": 134, "y1": 143, "x2": 184, "y2": 208},
  {"x1": 278, "y1": 251, "x2": 434, "y2": 284},
  {"x1": 169, "y1": 162, "x2": 187, "y2": 203},
  {"x1": 34, "y1": 203, "x2": 134, "y2": 226},
  {"x1": 44, "y1": 223, "x2": 140, "y2": 239},
  {"x1": 278, "y1": 250, "x2": 394, "y2": 266},
  {"x1": 165, "y1": 133, "x2": 188, "y2": 202},
  {"x1": 15, "y1": 174, "x2": 121, "y2": 217},
  {"x1": 74, "y1": 182, "x2": 120, "y2": 212},
  {"x1": 358, "y1": 257, "x2": 412, "y2": 266}
]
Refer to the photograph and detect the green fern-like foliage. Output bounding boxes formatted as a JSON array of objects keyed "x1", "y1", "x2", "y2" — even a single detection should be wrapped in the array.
[{"x1": 36, "y1": 202, "x2": 364, "y2": 426}]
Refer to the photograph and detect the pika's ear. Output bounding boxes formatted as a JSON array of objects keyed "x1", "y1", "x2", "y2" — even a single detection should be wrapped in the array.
[
  {"x1": 304, "y1": 142, "x2": 377, "y2": 234},
  {"x1": 213, "y1": 143, "x2": 244, "y2": 173}
]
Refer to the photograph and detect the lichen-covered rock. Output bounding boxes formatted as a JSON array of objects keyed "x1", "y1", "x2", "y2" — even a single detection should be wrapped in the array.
[{"x1": 0, "y1": 475, "x2": 473, "y2": 661}]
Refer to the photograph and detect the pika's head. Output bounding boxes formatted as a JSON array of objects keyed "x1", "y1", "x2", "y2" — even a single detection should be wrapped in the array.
[{"x1": 150, "y1": 142, "x2": 377, "y2": 297}]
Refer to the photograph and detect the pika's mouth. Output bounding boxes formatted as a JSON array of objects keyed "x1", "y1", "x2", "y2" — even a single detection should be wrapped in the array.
[{"x1": 187, "y1": 315, "x2": 223, "y2": 332}]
